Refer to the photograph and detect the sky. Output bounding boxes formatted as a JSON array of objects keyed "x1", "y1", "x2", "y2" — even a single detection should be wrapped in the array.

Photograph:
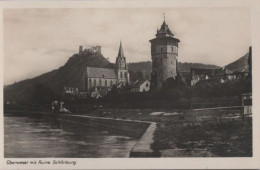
[{"x1": 3, "y1": 8, "x2": 251, "y2": 85}]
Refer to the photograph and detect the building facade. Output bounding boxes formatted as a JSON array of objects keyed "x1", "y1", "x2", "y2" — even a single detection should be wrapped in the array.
[
  {"x1": 82, "y1": 41, "x2": 129, "y2": 92},
  {"x1": 190, "y1": 66, "x2": 250, "y2": 86},
  {"x1": 190, "y1": 67, "x2": 232, "y2": 86},
  {"x1": 131, "y1": 80, "x2": 150, "y2": 92},
  {"x1": 150, "y1": 19, "x2": 180, "y2": 91}
]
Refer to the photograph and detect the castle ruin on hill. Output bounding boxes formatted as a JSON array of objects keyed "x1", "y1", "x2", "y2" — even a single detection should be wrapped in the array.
[{"x1": 79, "y1": 45, "x2": 102, "y2": 54}]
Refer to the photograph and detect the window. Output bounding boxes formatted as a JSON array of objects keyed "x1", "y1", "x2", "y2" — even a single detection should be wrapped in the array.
[
  {"x1": 161, "y1": 46, "x2": 163, "y2": 52},
  {"x1": 146, "y1": 83, "x2": 149, "y2": 87},
  {"x1": 94, "y1": 79, "x2": 96, "y2": 87},
  {"x1": 89, "y1": 79, "x2": 92, "y2": 87},
  {"x1": 105, "y1": 80, "x2": 107, "y2": 86},
  {"x1": 85, "y1": 78, "x2": 88, "y2": 90},
  {"x1": 110, "y1": 80, "x2": 113, "y2": 87},
  {"x1": 120, "y1": 72, "x2": 123, "y2": 78},
  {"x1": 171, "y1": 46, "x2": 174, "y2": 52},
  {"x1": 99, "y1": 79, "x2": 101, "y2": 86},
  {"x1": 125, "y1": 72, "x2": 128, "y2": 79},
  {"x1": 171, "y1": 61, "x2": 173, "y2": 65}
]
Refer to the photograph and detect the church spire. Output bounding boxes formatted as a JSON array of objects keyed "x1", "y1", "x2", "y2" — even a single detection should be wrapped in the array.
[
  {"x1": 118, "y1": 41, "x2": 124, "y2": 58},
  {"x1": 115, "y1": 40, "x2": 127, "y2": 71}
]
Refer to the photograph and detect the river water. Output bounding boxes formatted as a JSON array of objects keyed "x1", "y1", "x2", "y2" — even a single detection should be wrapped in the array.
[{"x1": 4, "y1": 115, "x2": 137, "y2": 158}]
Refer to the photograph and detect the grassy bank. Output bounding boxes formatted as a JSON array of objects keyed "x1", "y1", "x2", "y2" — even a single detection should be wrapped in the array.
[{"x1": 152, "y1": 118, "x2": 252, "y2": 157}]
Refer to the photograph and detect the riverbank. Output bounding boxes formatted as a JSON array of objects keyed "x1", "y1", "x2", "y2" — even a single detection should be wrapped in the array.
[{"x1": 5, "y1": 108, "x2": 252, "y2": 157}]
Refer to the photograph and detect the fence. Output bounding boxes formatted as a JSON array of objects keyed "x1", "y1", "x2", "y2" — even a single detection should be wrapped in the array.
[
  {"x1": 189, "y1": 106, "x2": 250, "y2": 123},
  {"x1": 190, "y1": 102, "x2": 240, "y2": 109}
]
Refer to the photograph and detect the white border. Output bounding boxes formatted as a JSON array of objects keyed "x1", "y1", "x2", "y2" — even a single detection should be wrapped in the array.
[{"x1": 0, "y1": 0, "x2": 260, "y2": 169}]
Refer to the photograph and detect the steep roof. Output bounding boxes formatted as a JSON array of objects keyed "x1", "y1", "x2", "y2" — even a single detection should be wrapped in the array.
[
  {"x1": 132, "y1": 80, "x2": 149, "y2": 87},
  {"x1": 156, "y1": 20, "x2": 174, "y2": 37},
  {"x1": 150, "y1": 19, "x2": 180, "y2": 44},
  {"x1": 85, "y1": 67, "x2": 117, "y2": 79},
  {"x1": 118, "y1": 41, "x2": 124, "y2": 58},
  {"x1": 115, "y1": 41, "x2": 128, "y2": 70}
]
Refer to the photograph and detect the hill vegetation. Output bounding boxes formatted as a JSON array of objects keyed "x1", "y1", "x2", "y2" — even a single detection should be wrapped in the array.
[{"x1": 225, "y1": 53, "x2": 249, "y2": 72}]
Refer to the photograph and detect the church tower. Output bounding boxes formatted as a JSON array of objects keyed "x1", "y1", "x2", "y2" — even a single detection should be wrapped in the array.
[
  {"x1": 150, "y1": 17, "x2": 180, "y2": 91},
  {"x1": 115, "y1": 41, "x2": 130, "y2": 84}
]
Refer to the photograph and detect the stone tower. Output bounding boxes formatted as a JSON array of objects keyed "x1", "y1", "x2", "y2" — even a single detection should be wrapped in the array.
[
  {"x1": 115, "y1": 41, "x2": 130, "y2": 84},
  {"x1": 150, "y1": 19, "x2": 180, "y2": 91}
]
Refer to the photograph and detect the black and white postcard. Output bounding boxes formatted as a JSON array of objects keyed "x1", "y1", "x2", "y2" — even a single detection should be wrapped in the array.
[{"x1": 0, "y1": 0, "x2": 260, "y2": 169}]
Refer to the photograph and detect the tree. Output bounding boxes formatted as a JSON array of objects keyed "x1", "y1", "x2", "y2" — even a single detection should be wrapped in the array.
[{"x1": 31, "y1": 84, "x2": 57, "y2": 104}]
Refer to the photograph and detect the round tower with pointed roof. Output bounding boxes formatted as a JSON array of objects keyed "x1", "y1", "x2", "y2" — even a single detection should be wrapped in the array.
[
  {"x1": 150, "y1": 17, "x2": 180, "y2": 91},
  {"x1": 115, "y1": 41, "x2": 130, "y2": 84}
]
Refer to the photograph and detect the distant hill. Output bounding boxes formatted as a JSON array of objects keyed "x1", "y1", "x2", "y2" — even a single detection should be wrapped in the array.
[
  {"x1": 178, "y1": 62, "x2": 220, "y2": 72},
  {"x1": 225, "y1": 53, "x2": 249, "y2": 72},
  {"x1": 128, "y1": 61, "x2": 219, "y2": 82}
]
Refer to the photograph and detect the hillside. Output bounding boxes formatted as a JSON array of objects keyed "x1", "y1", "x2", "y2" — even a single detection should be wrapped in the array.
[
  {"x1": 4, "y1": 52, "x2": 112, "y2": 103},
  {"x1": 225, "y1": 53, "x2": 249, "y2": 72},
  {"x1": 178, "y1": 62, "x2": 219, "y2": 71}
]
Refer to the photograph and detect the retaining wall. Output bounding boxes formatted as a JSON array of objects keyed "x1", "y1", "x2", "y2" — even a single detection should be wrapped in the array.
[
  {"x1": 55, "y1": 114, "x2": 150, "y2": 138},
  {"x1": 129, "y1": 122, "x2": 160, "y2": 157}
]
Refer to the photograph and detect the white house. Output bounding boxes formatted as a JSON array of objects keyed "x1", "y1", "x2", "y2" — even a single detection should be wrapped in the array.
[
  {"x1": 131, "y1": 80, "x2": 150, "y2": 92},
  {"x1": 64, "y1": 87, "x2": 79, "y2": 95}
]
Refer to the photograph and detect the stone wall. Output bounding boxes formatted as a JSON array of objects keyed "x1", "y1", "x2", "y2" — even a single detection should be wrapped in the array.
[
  {"x1": 55, "y1": 114, "x2": 150, "y2": 138},
  {"x1": 129, "y1": 123, "x2": 160, "y2": 157}
]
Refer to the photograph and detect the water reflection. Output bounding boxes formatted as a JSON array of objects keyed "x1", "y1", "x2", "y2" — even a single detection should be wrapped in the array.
[{"x1": 4, "y1": 115, "x2": 137, "y2": 158}]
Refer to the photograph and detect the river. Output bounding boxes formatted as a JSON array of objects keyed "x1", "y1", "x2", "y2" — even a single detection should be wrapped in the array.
[{"x1": 4, "y1": 115, "x2": 138, "y2": 158}]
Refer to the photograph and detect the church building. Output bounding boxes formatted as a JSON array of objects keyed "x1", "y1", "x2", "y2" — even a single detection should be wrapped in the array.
[
  {"x1": 150, "y1": 18, "x2": 180, "y2": 91},
  {"x1": 82, "y1": 41, "x2": 130, "y2": 92}
]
